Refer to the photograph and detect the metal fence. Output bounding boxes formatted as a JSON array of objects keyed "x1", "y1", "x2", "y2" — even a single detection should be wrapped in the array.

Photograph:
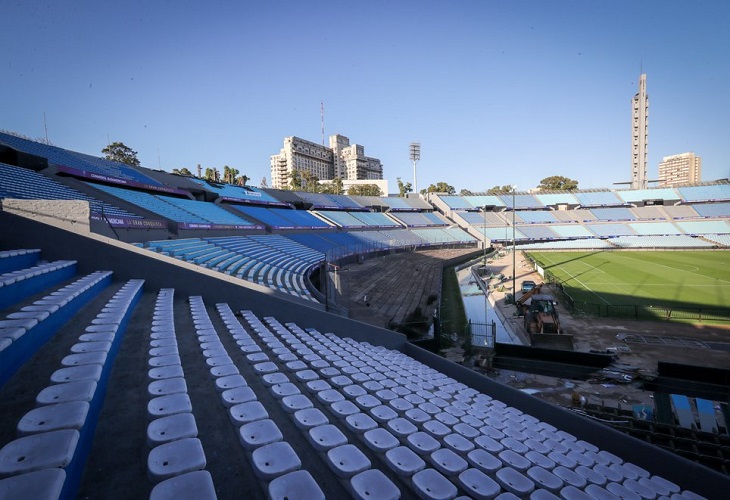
[{"x1": 546, "y1": 271, "x2": 730, "y2": 322}]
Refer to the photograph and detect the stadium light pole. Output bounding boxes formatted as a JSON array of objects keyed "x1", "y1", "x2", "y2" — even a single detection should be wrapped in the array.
[
  {"x1": 483, "y1": 205, "x2": 488, "y2": 268},
  {"x1": 512, "y1": 186, "x2": 516, "y2": 300},
  {"x1": 409, "y1": 142, "x2": 421, "y2": 194}
]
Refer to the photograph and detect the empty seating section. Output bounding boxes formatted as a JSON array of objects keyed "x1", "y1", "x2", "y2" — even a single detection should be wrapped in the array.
[
  {"x1": 1, "y1": 267, "x2": 112, "y2": 387},
  {"x1": 664, "y1": 205, "x2": 699, "y2": 219},
  {"x1": 327, "y1": 194, "x2": 365, "y2": 210},
  {"x1": 678, "y1": 184, "x2": 730, "y2": 203},
  {"x1": 0, "y1": 132, "x2": 161, "y2": 186},
  {"x1": 0, "y1": 259, "x2": 77, "y2": 310},
  {"x1": 498, "y1": 194, "x2": 543, "y2": 209},
  {"x1": 517, "y1": 226, "x2": 560, "y2": 240},
  {"x1": 629, "y1": 222, "x2": 681, "y2": 235},
  {"x1": 574, "y1": 191, "x2": 623, "y2": 207},
  {"x1": 517, "y1": 239, "x2": 614, "y2": 250},
  {"x1": 617, "y1": 188, "x2": 680, "y2": 203},
  {"x1": 534, "y1": 193, "x2": 579, "y2": 206},
  {"x1": 611, "y1": 236, "x2": 712, "y2": 248},
  {"x1": 350, "y1": 211, "x2": 400, "y2": 227},
  {"x1": 550, "y1": 225, "x2": 594, "y2": 238},
  {"x1": 296, "y1": 192, "x2": 342, "y2": 208},
  {"x1": 0, "y1": 279, "x2": 143, "y2": 498},
  {"x1": 232, "y1": 205, "x2": 331, "y2": 228},
  {"x1": 440, "y1": 196, "x2": 474, "y2": 210},
  {"x1": 631, "y1": 206, "x2": 666, "y2": 220},
  {"x1": 456, "y1": 211, "x2": 507, "y2": 227},
  {"x1": 0, "y1": 163, "x2": 140, "y2": 219},
  {"x1": 188, "y1": 179, "x2": 280, "y2": 204},
  {"x1": 464, "y1": 195, "x2": 507, "y2": 208},
  {"x1": 316, "y1": 211, "x2": 370, "y2": 228},
  {"x1": 90, "y1": 184, "x2": 209, "y2": 223},
  {"x1": 516, "y1": 211, "x2": 559, "y2": 224},
  {"x1": 224, "y1": 310, "x2": 698, "y2": 499},
  {"x1": 590, "y1": 207, "x2": 636, "y2": 221},
  {"x1": 692, "y1": 202, "x2": 730, "y2": 217},
  {"x1": 157, "y1": 197, "x2": 254, "y2": 226},
  {"x1": 705, "y1": 234, "x2": 730, "y2": 246},
  {"x1": 392, "y1": 212, "x2": 448, "y2": 227},
  {"x1": 586, "y1": 223, "x2": 634, "y2": 237},
  {"x1": 378, "y1": 197, "x2": 413, "y2": 210},
  {"x1": 676, "y1": 220, "x2": 730, "y2": 235}
]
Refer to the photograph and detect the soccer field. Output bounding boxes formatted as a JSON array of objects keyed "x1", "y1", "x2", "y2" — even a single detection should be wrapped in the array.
[{"x1": 527, "y1": 251, "x2": 730, "y2": 310}]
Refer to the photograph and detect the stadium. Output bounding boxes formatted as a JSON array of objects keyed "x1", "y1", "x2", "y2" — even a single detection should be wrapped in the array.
[{"x1": 1, "y1": 130, "x2": 729, "y2": 499}]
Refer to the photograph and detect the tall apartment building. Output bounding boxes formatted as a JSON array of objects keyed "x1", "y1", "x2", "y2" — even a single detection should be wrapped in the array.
[
  {"x1": 631, "y1": 73, "x2": 649, "y2": 189},
  {"x1": 658, "y1": 152, "x2": 702, "y2": 186},
  {"x1": 270, "y1": 134, "x2": 383, "y2": 189}
]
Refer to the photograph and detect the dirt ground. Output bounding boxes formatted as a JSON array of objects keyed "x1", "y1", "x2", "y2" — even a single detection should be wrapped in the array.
[{"x1": 481, "y1": 248, "x2": 730, "y2": 412}]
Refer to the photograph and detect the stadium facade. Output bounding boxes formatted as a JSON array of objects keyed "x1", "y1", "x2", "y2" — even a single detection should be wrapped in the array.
[{"x1": 270, "y1": 134, "x2": 384, "y2": 190}]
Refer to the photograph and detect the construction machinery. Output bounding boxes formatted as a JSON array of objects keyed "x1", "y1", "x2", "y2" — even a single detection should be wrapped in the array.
[{"x1": 516, "y1": 283, "x2": 568, "y2": 347}]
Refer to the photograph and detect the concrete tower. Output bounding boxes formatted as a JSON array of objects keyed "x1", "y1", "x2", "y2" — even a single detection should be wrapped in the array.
[{"x1": 631, "y1": 73, "x2": 649, "y2": 189}]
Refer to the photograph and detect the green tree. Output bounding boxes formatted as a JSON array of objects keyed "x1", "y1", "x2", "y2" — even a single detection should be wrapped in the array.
[
  {"x1": 172, "y1": 167, "x2": 192, "y2": 176},
  {"x1": 289, "y1": 170, "x2": 302, "y2": 191},
  {"x1": 538, "y1": 175, "x2": 578, "y2": 191},
  {"x1": 321, "y1": 177, "x2": 344, "y2": 195},
  {"x1": 421, "y1": 181, "x2": 455, "y2": 195},
  {"x1": 397, "y1": 177, "x2": 413, "y2": 197},
  {"x1": 459, "y1": 188, "x2": 474, "y2": 196},
  {"x1": 238, "y1": 175, "x2": 249, "y2": 186},
  {"x1": 223, "y1": 165, "x2": 240, "y2": 184},
  {"x1": 260, "y1": 177, "x2": 268, "y2": 188},
  {"x1": 204, "y1": 167, "x2": 216, "y2": 182},
  {"x1": 102, "y1": 141, "x2": 140, "y2": 167},
  {"x1": 347, "y1": 184, "x2": 383, "y2": 196},
  {"x1": 486, "y1": 185, "x2": 514, "y2": 195}
]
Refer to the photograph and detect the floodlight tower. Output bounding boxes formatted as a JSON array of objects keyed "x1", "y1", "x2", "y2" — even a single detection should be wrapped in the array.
[{"x1": 409, "y1": 142, "x2": 421, "y2": 194}]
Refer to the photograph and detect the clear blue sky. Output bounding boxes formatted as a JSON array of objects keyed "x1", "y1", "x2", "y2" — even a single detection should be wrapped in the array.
[{"x1": 3, "y1": 1, "x2": 729, "y2": 193}]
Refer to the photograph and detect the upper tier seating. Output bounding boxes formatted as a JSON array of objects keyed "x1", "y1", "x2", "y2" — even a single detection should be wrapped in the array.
[
  {"x1": 574, "y1": 191, "x2": 623, "y2": 207},
  {"x1": 590, "y1": 208, "x2": 637, "y2": 221},
  {"x1": 188, "y1": 179, "x2": 281, "y2": 204},
  {"x1": 617, "y1": 188, "x2": 680, "y2": 203},
  {"x1": 0, "y1": 163, "x2": 141, "y2": 219},
  {"x1": 0, "y1": 132, "x2": 161, "y2": 186},
  {"x1": 391, "y1": 212, "x2": 449, "y2": 227},
  {"x1": 534, "y1": 193, "x2": 579, "y2": 206},
  {"x1": 677, "y1": 185, "x2": 730, "y2": 203},
  {"x1": 692, "y1": 202, "x2": 730, "y2": 218},
  {"x1": 231, "y1": 205, "x2": 331, "y2": 229}
]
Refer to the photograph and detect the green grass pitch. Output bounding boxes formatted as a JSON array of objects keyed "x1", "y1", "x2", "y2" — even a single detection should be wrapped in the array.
[{"x1": 526, "y1": 251, "x2": 730, "y2": 309}]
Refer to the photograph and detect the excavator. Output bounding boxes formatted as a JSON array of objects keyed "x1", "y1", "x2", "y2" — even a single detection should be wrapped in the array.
[{"x1": 516, "y1": 283, "x2": 564, "y2": 344}]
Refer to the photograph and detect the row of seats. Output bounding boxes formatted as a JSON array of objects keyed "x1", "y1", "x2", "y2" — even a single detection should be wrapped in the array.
[
  {"x1": 0, "y1": 279, "x2": 143, "y2": 498},
  {"x1": 0, "y1": 260, "x2": 77, "y2": 310},
  {"x1": 145, "y1": 290, "x2": 216, "y2": 498},
  {"x1": 0, "y1": 270, "x2": 113, "y2": 387},
  {"x1": 230, "y1": 312, "x2": 698, "y2": 499}
]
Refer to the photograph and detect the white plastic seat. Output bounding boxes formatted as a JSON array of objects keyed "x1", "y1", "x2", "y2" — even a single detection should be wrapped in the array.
[
  {"x1": 281, "y1": 394, "x2": 313, "y2": 413},
  {"x1": 385, "y1": 446, "x2": 426, "y2": 478},
  {"x1": 147, "y1": 438, "x2": 206, "y2": 483},
  {"x1": 253, "y1": 361, "x2": 279, "y2": 375},
  {"x1": 221, "y1": 386, "x2": 257, "y2": 408},
  {"x1": 326, "y1": 444, "x2": 371, "y2": 479},
  {"x1": 17, "y1": 401, "x2": 89, "y2": 435},
  {"x1": 407, "y1": 431, "x2": 441, "y2": 456},
  {"x1": 70, "y1": 341, "x2": 112, "y2": 354},
  {"x1": 61, "y1": 351, "x2": 107, "y2": 367},
  {"x1": 350, "y1": 469, "x2": 400, "y2": 500},
  {"x1": 387, "y1": 418, "x2": 418, "y2": 439},
  {"x1": 405, "y1": 408, "x2": 431, "y2": 426},
  {"x1": 50, "y1": 365, "x2": 102, "y2": 384},
  {"x1": 147, "y1": 393, "x2": 192, "y2": 419},
  {"x1": 443, "y1": 433, "x2": 475, "y2": 454},
  {"x1": 354, "y1": 394, "x2": 381, "y2": 411},
  {"x1": 411, "y1": 468, "x2": 458, "y2": 500},
  {"x1": 209, "y1": 364, "x2": 238, "y2": 378},
  {"x1": 307, "y1": 424, "x2": 348, "y2": 452},
  {"x1": 499, "y1": 449, "x2": 532, "y2": 472},
  {"x1": 262, "y1": 372, "x2": 289, "y2": 386},
  {"x1": 330, "y1": 400, "x2": 360, "y2": 419},
  {"x1": 0, "y1": 468, "x2": 66, "y2": 500},
  {"x1": 584, "y1": 484, "x2": 620, "y2": 500},
  {"x1": 36, "y1": 380, "x2": 97, "y2": 406},
  {"x1": 316, "y1": 389, "x2": 345, "y2": 405},
  {"x1": 229, "y1": 401, "x2": 268, "y2": 426},
  {"x1": 238, "y1": 418, "x2": 283, "y2": 450},
  {"x1": 147, "y1": 412, "x2": 198, "y2": 446},
  {"x1": 423, "y1": 421, "x2": 451, "y2": 441},
  {"x1": 457, "y1": 468, "x2": 501, "y2": 500},
  {"x1": 466, "y1": 448, "x2": 502, "y2": 474},
  {"x1": 345, "y1": 412, "x2": 378, "y2": 434},
  {"x1": 495, "y1": 466, "x2": 535, "y2": 497},
  {"x1": 292, "y1": 408, "x2": 328, "y2": 430},
  {"x1": 149, "y1": 355, "x2": 182, "y2": 368},
  {"x1": 559, "y1": 485, "x2": 592, "y2": 499},
  {"x1": 526, "y1": 466, "x2": 563, "y2": 492},
  {"x1": 363, "y1": 428, "x2": 399, "y2": 453},
  {"x1": 551, "y1": 466, "x2": 587, "y2": 489},
  {"x1": 0, "y1": 429, "x2": 79, "y2": 476},
  {"x1": 150, "y1": 470, "x2": 217, "y2": 500},
  {"x1": 252, "y1": 441, "x2": 301, "y2": 480},
  {"x1": 370, "y1": 405, "x2": 398, "y2": 423},
  {"x1": 430, "y1": 448, "x2": 468, "y2": 477},
  {"x1": 268, "y1": 470, "x2": 325, "y2": 500},
  {"x1": 205, "y1": 356, "x2": 232, "y2": 368},
  {"x1": 342, "y1": 384, "x2": 368, "y2": 399},
  {"x1": 148, "y1": 365, "x2": 185, "y2": 380},
  {"x1": 214, "y1": 374, "x2": 247, "y2": 392}
]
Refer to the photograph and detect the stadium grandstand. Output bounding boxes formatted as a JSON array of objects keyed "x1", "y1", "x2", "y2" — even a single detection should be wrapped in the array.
[{"x1": 1, "y1": 132, "x2": 729, "y2": 498}]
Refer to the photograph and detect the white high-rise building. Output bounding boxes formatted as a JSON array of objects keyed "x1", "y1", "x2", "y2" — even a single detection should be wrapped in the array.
[
  {"x1": 270, "y1": 134, "x2": 383, "y2": 190},
  {"x1": 658, "y1": 152, "x2": 702, "y2": 186},
  {"x1": 631, "y1": 73, "x2": 649, "y2": 189}
]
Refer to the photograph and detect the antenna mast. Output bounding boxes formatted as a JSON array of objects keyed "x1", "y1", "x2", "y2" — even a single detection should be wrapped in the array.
[{"x1": 321, "y1": 101, "x2": 325, "y2": 146}]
